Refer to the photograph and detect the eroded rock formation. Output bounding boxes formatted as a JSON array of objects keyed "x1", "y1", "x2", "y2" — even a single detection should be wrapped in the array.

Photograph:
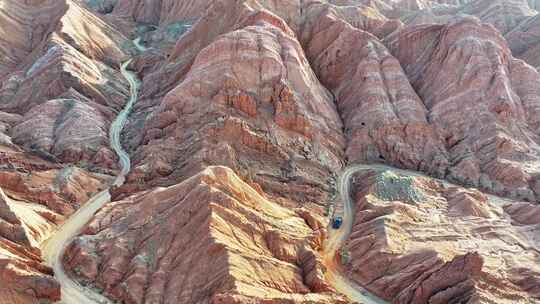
[
  {"x1": 1, "y1": 0, "x2": 540, "y2": 303},
  {"x1": 389, "y1": 17, "x2": 540, "y2": 200},
  {"x1": 121, "y1": 8, "x2": 346, "y2": 209},
  {"x1": 64, "y1": 166, "x2": 347, "y2": 304},
  {"x1": 345, "y1": 168, "x2": 540, "y2": 303}
]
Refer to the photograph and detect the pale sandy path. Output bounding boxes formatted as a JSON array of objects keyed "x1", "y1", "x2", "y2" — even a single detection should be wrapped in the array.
[
  {"x1": 323, "y1": 163, "x2": 523, "y2": 303},
  {"x1": 41, "y1": 50, "x2": 141, "y2": 304},
  {"x1": 324, "y1": 166, "x2": 388, "y2": 304}
]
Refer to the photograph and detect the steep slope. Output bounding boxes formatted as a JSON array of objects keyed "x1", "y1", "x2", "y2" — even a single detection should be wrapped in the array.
[
  {"x1": 0, "y1": 0, "x2": 131, "y2": 302},
  {"x1": 0, "y1": 152, "x2": 109, "y2": 303},
  {"x1": 301, "y1": 6, "x2": 540, "y2": 201},
  {"x1": 119, "y1": 7, "x2": 346, "y2": 209},
  {"x1": 343, "y1": 166, "x2": 540, "y2": 303},
  {"x1": 2, "y1": 0, "x2": 540, "y2": 303},
  {"x1": 0, "y1": 187, "x2": 60, "y2": 303},
  {"x1": 0, "y1": 0, "x2": 64, "y2": 75},
  {"x1": 302, "y1": 3, "x2": 449, "y2": 178},
  {"x1": 12, "y1": 98, "x2": 116, "y2": 167},
  {"x1": 506, "y1": 13, "x2": 540, "y2": 70},
  {"x1": 388, "y1": 17, "x2": 540, "y2": 201},
  {"x1": 64, "y1": 166, "x2": 347, "y2": 304},
  {"x1": 0, "y1": 0, "x2": 132, "y2": 167}
]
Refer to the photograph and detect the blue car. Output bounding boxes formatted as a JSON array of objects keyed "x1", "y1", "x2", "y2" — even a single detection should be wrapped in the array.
[{"x1": 332, "y1": 217, "x2": 343, "y2": 229}]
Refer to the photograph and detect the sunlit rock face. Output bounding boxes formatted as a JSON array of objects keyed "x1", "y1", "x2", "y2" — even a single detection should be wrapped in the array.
[
  {"x1": 299, "y1": 4, "x2": 540, "y2": 201},
  {"x1": 0, "y1": 0, "x2": 129, "y2": 168},
  {"x1": 387, "y1": 17, "x2": 540, "y2": 200},
  {"x1": 0, "y1": 0, "x2": 127, "y2": 301},
  {"x1": 0, "y1": 157, "x2": 109, "y2": 303},
  {"x1": 119, "y1": 7, "x2": 346, "y2": 209},
  {"x1": 302, "y1": 3, "x2": 449, "y2": 179},
  {"x1": 0, "y1": 101, "x2": 111, "y2": 303},
  {"x1": 2, "y1": 0, "x2": 540, "y2": 303},
  {"x1": 64, "y1": 166, "x2": 347, "y2": 304},
  {"x1": 344, "y1": 168, "x2": 540, "y2": 303}
]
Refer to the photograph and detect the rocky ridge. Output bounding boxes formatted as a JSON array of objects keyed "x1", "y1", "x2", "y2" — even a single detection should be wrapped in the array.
[
  {"x1": 65, "y1": 166, "x2": 347, "y2": 304},
  {"x1": 344, "y1": 167, "x2": 540, "y2": 303},
  {"x1": 1, "y1": 0, "x2": 540, "y2": 303}
]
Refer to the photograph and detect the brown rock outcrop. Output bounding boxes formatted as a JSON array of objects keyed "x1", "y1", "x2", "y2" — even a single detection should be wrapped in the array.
[
  {"x1": 344, "y1": 168, "x2": 540, "y2": 303},
  {"x1": 0, "y1": 188, "x2": 28, "y2": 246},
  {"x1": 3, "y1": 0, "x2": 540, "y2": 303},
  {"x1": 12, "y1": 98, "x2": 115, "y2": 166},
  {"x1": 0, "y1": 0, "x2": 132, "y2": 173},
  {"x1": 121, "y1": 8, "x2": 345, "y2": 207},
  {"x1": 504, "y1": 202, "x2": 540, "y2": 225},
  {"x1": 0, "y1": 125, "x2": 110, "y2": 303},
  {"x1": 64, "y1": 166, "x2": 347, "y2": 304},
  {"x1": 0, "y1": 35, "x2": 128, "y2": 115},
  {"x1": 0, "y1": 0, "x2": 64, "y2": 75},
  {"x1": 301, "y1": 5, "x2": 540, "y2": 202},
  {"x1": 387, "y1": 16, "x2": 540, "y2": 200},
  {"x1": 0, "y1": 187, "x2": 61, "y2": 302},
  {"x1": 0, "y1": 166, "x2": 107, "y2": 216},
  {"x1": 506, "y1": 13, "x2": 540, "y2": 70},
  {"x1": 0, "y1": 0, "x2": 127, "y2": 74},
  {"x1": 303, "y1": 4, "x2": 449, "y2": 178},
  {"x1": 0, "y1": 255, "x2": 61, "y2": 302}
]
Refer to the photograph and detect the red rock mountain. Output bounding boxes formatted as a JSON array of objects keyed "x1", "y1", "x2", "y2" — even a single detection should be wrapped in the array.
[{"x1": 0, "y1": 0, "x2": 539, "y2": 303}]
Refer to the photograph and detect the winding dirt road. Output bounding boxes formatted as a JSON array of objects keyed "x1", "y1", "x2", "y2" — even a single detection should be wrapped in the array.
[
  {"x1": 322, "y1": 163, "x2": 522, "y2": 303},
  {"x1": 40, "y1": 56, "x2": 141, "y2": 303},
  {"x1": 324, "y1": 166, "x2": 388, "y2": 304}
]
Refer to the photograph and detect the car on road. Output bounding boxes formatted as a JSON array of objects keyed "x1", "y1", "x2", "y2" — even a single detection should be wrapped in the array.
[{"x1": 332, "y1": 216, "x2": 343, "y2": 229}]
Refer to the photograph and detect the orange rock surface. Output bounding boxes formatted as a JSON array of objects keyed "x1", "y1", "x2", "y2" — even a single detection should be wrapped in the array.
[
  {"x1": 344, "y1": 168, "x2": 540, "y2": 303},
  {"x1": 64, "y1": 166, "x2": 347, "y2": 304},
  {"x1": 1, "y1": 0, "x2": 540, "y2": 303}
]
